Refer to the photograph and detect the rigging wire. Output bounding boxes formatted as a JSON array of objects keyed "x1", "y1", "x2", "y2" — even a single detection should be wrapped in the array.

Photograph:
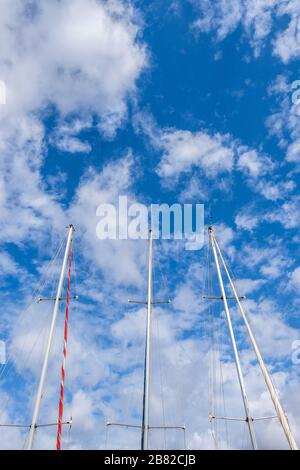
[
  {"x1": 214, "y1": 280, "x2": 230, "y2": 450},
  {"x1": 0, "y1": 287, "x2": 57, "y2": 423},
  {"x1": 207, "y1": 239, "x2": 219, "y2": 449},
  {"x1": 223, "y1": 246, "x2": 283, "y2": 406},
  {"x1": 206, "y1": 232, "x2": 230, "y2": 450},
  {"x1": 0, "y1": 234, "x2": 66, "y2": 447},
  {"x1": 56, "y1": 243, "x2": 73, "y2": 450},
  {"x1": 154, "y1": 314, "x2": 167, "y2": 450},
  {"x1": 214, "y1": 236, "x2": 287, "y2": 448},
  {"x1": 0, "y1": 306, "x2": 54, "y2": 446},
  {"x1": 151, "y1": 245, "x2": 167, "y2": 449},
  {"x1": 152, "y1": 240, "x2": 186, "y2": 450},
  {"x1": 63, "y1": 243, "x2": 78, "y2": 451},
  {"x1": 0, "y1": 236, "x2": 66, "y2": 382}
]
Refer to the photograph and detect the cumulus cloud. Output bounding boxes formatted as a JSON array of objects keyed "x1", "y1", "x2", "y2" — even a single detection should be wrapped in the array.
[
  {"x1": 264, "y1": 196, "x2": 300, "y2": 229},
  {"x1": 157, "y1": 129, "x2": 235, "y2": 178},
  {"x1": 289, "y1": 266, "x2": 300, "y2": 290},
  {"x1": 0, "y1": 115, "x2": 66, "y2": 245},
  {"x1": 136, "y1": 111, "x2": 283, "y2": 201},
  {"x1": 237, "y1": 145, "x2": 296, "y2": 201},
  {"x1": 0, "y1": 0, "x2": 150, "y2": 449},
  {"x1": 240, "y1": 239, "x2": 293, "y2": 280},
  {"x1": 235, "y1": 209, "x2": 260, "y2": 231},
  {"x1": 134, "y1": 111, "x2": 236, "y2": 181},
  {"x1": 0, "y1": 0, "x2": 147, "y2": 245},
  {"x1": 0, "y1": 0, "x2": 147, "y2": 136},
  {"x1": 266, "y1": 75, "x2": 300, "y2": 162},
  {"x1": 287, "y1": 140, "x2": 300, "y2": 163},
  {"x1": 190, "y1": 0, "x2": 300, "y2": 62},
  {"x1": 237, "y1": 149, "x2": 273, "y2": 179},
  {"x1": 273, "y1": 1, "x2": 300, "y2": 63},
  {"x1": 50, "y1": 118, "x2": 93, "y2": 154},
  {"x1": 1, "y1": 0, "x2": 300, "y2": 452},
  {"x1": 69, "y1": 152, "x2": 147, "y2": 287}
]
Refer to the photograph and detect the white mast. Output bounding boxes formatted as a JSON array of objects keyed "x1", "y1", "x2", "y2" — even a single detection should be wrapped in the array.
[
  {"x1": 212, "y1": 231, "x2": 298, "y2": 451},
  {"x1": 141, "y1": 229, "x2": 153, "y2": 450},
  {"x1": 108, "y1": 230, "x2": 183, "y2": 449},
  {"x1": 27, "y1": 224, "x2": 74, "y2": 450},
  {"x1": 209, "y1": 226, "x2": 258, "y2": 450}
]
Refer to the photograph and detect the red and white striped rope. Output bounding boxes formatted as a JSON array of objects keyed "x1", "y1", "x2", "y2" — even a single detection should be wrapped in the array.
[{"x1": 56, "y1": 244, "x2": 73, "y2": 451}]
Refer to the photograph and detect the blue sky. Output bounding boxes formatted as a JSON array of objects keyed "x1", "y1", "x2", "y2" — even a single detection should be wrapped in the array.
[{"x1": 0, "y1": 0, "x2": 300, "y2": 450}]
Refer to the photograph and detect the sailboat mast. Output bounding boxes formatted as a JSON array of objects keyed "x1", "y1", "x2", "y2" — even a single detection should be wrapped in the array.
[
  {"x1": 27, "y1": 224, "x2": 74, "y2": 450},
  {"x1": 141, "y1": 229, "x2": 153, "y2": 450},
  {"x1": 212, "y1": 233, "x2": 298, "y2": 451},
  {"x1": 209, "y1": 226, "x2": 258, "y2": 450}
]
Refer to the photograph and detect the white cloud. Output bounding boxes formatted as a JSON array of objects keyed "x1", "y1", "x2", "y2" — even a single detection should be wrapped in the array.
[
  {"x1": 237, "y1": 146, "x2": 295, "y2": 201},
  {"x1": 135, "y1": 112, "x2": 235, "y2": 180},
  {"x1": 273, "y1": 1, "x2": 300, "y2": 63},
  {"x1": 237, "y1": 149, "x2": 273, "y2": 179},
  {"x1": 191, "y1": 0, "x2": 300, "y2": 62},
  {"x1": 0, "y1": 0, "x2": 147, "y2": 247},
  {"x1": 0, "y1": 0, "x2": 147, "y2": 136},
  {"x1": 289, "y1": 266, "x2": 300, "y2": 290},
  {"x1": 179, "y1": 176, "x2": 209, "y2": 201},
  {"x1": 1, "y1": 1, "x2": 300, "y2": 452},
  {"x1": 0, "y1": 115, "x2": 66, "y2": 245},
  {"x1": 157, "y1": 129, "x2": 235, "y2": 179},
  {"x1": 191, "y1": 0, "x2": 243, "y2": 41},
  {"x1": 234, "y1": 278, "x2": 265, "y2": 296},
  {"x1": 1, "y1": 229, "x2": 300, "y2": 450},
  {"x1": 0, "y1": 252, "x2": 21, "y2": 277},
  {"x1": 69, "y1": 152, "x2": 147, "y2": 287},
  {"x1": 266, "y1": 75, "x2": 300, "y2": 182},
  {"x1": 244, "y1": 298, "x2": 299, "y2": 359},
  {"x1": 50, "y1": 118, "x2": 93, "y2": 154},
  {"x1": 213, "y1": 223, "x2": 235, "y2": 258},
  {"x1": 241, "y1": 242, "x2": 292, "y2": 280},
  {"x1": 287, "y1": 139, "x2": 300, "y2": 163},
  {"x1": 256, "y1": 179, "x2": 296, "y2": 201},
  {"x1": 265, "y1": 196, "x2": 300, "y2": 229},
  {"x1": 235, "y1": 210, "x2": 259, "y2": 231},
  {"x1": 136, "y1": 112, "x2": 281, "y2": 198}
]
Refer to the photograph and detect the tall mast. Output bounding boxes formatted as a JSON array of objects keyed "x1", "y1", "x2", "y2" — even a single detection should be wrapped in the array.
[
  {"x1": 212, "y1": 232, "x2": 298, "y2": 451},
  {"x1": 108, "y1": 230, "x2": 183, "y2": 449},
  {"x1": 209, "y1": 226, "x2": 258, "y2": 450},
  {"x1": 56, "y1": 243, "x2": 73, "y2": 451},
  {"x1": 27, "y1": 224, "x2": 74, "y2": 450},
  {"x1": 141, "y1": 229, "x2": 153, "y2": 450}
]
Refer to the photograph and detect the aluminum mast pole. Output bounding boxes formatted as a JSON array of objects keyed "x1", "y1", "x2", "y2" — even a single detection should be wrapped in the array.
[
  {"x1": 27, "y1": 224, "x2": 74, "y2": 450},
  {"x1": 213, "y1": 233, "x2": 298, "y2": 451},
  {"x1": 209, "y1": 226, "x2": 258, "y2": 450},
  {"x1": 141, "y1": 229, "x2": 153, "y2": 450}
]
